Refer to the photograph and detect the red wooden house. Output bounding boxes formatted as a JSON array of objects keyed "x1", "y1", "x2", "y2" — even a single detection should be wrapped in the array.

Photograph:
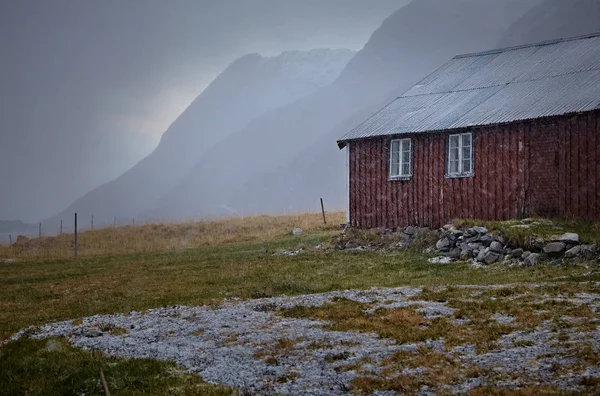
[{"x1": 337, "y1": 33, "x2": 600, "y2": 229}]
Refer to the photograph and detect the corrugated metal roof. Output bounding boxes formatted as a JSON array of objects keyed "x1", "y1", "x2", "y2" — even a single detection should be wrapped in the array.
[{"x1": 338, "y1": 33, "x2": 600, "y2": 148}]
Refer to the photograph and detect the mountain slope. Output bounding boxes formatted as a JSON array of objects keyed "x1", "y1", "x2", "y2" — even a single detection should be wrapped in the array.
[
  {"x1": 498, "y1": 0, "x2": 600, "y2": 47},
  {"x1": 45, "y1": 49, "x2": 354, "y2": 227},
  {"x1": 149, "y1": 0, "x2": 541, "y2": 220}
]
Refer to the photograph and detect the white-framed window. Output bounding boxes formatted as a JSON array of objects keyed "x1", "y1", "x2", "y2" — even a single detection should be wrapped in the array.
[
  {"x1": 389, "y1": 138, "x2": 412, "y2": 179},
  {"x1": 447, "y1": 132, "x2": 473, "y2": 177}
]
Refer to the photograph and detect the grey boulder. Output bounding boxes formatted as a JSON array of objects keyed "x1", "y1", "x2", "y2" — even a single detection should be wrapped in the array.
[
  {"x1": 555, "y1": 233, "x2": 580, "y2": 244},
  {"x1": 489, "y1": 241, "x2": 504, "y2": 254},
  {"x1": 543, "y1": 242, "x2": 566, "y2": 255},
  {"x1": 524, "y1": 253, "x2": 542, "y2": 266},
  {"x1": 436, "y1": 237, "x2": 452, "y2": 251}
]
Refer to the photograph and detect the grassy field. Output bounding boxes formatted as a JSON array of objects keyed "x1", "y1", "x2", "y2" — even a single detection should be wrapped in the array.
[{"x1": 2, "y1": 212, "x2": 600, "y2": 394}]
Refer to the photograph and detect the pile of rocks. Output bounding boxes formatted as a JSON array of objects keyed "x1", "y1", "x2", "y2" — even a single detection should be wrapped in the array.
[{"x1": 434, "y1": 225, "x2": 598, "y2": 266}]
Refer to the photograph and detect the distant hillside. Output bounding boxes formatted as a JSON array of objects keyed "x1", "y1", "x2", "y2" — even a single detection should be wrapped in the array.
[
  {"x1": 45, "y1": 49, "x2": 354, "y2": 227},
  {"x1": 148, "y1": 0, "x2": 541, "y2": 220},
  {"x1": 498, "y1": 0, "x2": 600, "y2": 47},
  {"x1": 0, "y1": 220, "x2": 36, "y2": 234}
]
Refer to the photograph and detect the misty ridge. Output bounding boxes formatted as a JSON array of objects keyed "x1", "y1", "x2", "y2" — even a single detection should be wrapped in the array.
[{"x1": 4, "y1": 0, "x2": 600, "y2": 234}]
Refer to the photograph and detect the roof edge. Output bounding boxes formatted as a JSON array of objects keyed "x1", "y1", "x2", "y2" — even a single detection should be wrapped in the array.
[
  {"x1": 337, "y1": 108, "x2": 600, "y2": 147},
  {"x1": 454, "y1": 31, "x2": 600, "y2": 59}
]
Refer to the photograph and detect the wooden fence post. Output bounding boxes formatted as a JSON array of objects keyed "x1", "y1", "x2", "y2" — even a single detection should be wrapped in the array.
[
  {"x1": 9, "y1": 234, "x2": 12, "y2": 246},
  {"x1": 320, "y1": 198, "x2": 327, "y2": 225},
  {"x1": 91, "y1": 215, "x2": 94, "y2": 231},
  {"x1": 132, "y1": 218, "x2": 135, "y2": 227},
  {"x1": 99, "y1": 367, "x2": 111, "y2": 396},
  {"x1": 113, "y1": 217, "x2": 116, "y2": 228},
  {"x1": 60, "y1": 220, "x2": 63, "y2": 234},
  {"x1": 74, "y1": 213, "x2": 78, "y2": 257}
]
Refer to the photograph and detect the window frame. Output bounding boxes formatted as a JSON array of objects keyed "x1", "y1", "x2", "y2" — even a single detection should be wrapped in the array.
[
  {"x1": 389, "y1": 137, "x2": 413, "y2": 180},
  {"x1": 446, "y1": 132, "x2": 474, "y2": 178}
]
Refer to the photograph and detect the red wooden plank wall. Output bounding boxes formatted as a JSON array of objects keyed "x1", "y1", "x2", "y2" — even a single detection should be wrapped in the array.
[{"x1": 348, "y1": 111, "x2": 600, "y2": 228}]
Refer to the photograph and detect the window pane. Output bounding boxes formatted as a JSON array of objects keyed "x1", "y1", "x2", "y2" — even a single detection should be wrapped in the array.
[
  {"x1": 449, "y1": 160, "x2": 459, "y2": 174},
  {"x1": 401, "y1": 163, "x2": 410, "y2": 176},
  {"x1": 461, "y1": 133, "x2": 471, "y2": 148},
  {"x1": 449, "y1": 135, "x2": 459, "y2": 149},
  {"x1": 450, "y1": 147, "x2": 459, "y2": 162},
  {"x1": 391, "y1": 162, "x2": 400, "y2": 177},
  {"x1": 462, "y1": 146, "x2": 471, "y2": 162},
  {"x1": 402, "y1": 139, "x2": 411, "y2": 152},
  {"x1": 391, "y1": 140, "x2": 400, "y2": 154},
  {"x1": 402, "y1": 150, "x2": 410, "y2": 164},
  {"x1": 462, "y1": 159, "x2": 472, "y2": 173}
]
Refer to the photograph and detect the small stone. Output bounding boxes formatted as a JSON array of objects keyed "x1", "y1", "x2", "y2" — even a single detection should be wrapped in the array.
[
  {"x1": 521, "y1": 251, "x2": 531, "y2": 259},
  {"x1": 524, "y1": 253, "x2": 541, "y2": 266},
  {"x1": 291, "y1": 228, "x2": 303, "y2": 236},
  {"x1": 470, "y1": 226, "x2": 488, "y2": 234},
  {"x1": 533, "y1": 238, "x2": 546, "y2": 250},
  {"x1": 549, "y1": 258, "x2": 565, "y2": 265},
  {"x1": 565, "y1": 244, "x2": 598, "y2": 260},
  {"x1": 82, "y1": 328, "x2": 102, "y2": 338},
  {"x1": 511, "y1": 248, "x2": 524, "y2": 258},
  {"x1": 489, "y1": 241, "x2": 504, "y2": 254},
  {"x1": 555, "y1": 233, "x2": 580, "y2": 244},
  {"x1": 436, "y1": 237, "x2": 452, "y2": 252},
  {"x1": 428, "y1": 256, "x2": 453, "y2": 264},
  {"x1": 448, "y1": 248, "x2": 461, "y2": 260},
  {"x1": 403, "y1": 226, "x2": 416, "y2": 236},
  {"x1": 482, "y1": 251, "x2": 501, "y2": 265},
  {"x1": 460, "y1": 249, "x2": 473, "y2": 260},
  {"x1": 476, "y1": 248, "x2": 488, "y2": 262},
  {"x1": 543, "y1": 242, "x2": 566, "y2": 255},
  {"x1": 480, "y1": 235, "x2": 494, "y2": 247}
]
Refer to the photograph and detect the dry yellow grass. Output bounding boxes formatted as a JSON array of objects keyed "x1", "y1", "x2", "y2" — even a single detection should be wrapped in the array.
[{"x1": 0, "y1": 212, "x2": 345, "y2": 259}]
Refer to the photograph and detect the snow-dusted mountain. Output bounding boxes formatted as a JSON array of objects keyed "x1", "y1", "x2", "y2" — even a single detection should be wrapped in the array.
[{"x1": 45, "y1": 49, "x2": 354, "y2": 227}]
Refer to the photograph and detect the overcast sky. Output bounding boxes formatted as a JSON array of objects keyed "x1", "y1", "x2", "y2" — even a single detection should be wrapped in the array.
[
  {"x1": 1, "y1": 0, "x2": 405, "y2": 152},
  {"x1": 0, "y1": 0, "x2": 406, "y2": 221}
]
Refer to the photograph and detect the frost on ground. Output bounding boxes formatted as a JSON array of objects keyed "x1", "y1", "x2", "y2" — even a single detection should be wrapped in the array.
[{"x1": 11, "y1": 284, "x2": 600, "y2": 395}]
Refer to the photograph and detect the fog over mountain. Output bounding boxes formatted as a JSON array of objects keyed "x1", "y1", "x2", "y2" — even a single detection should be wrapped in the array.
[
  {"x1": 46, "y1": 49, "x2": 354, "y2": 226},
  {"x1": 146, "y1": 0, "x2": 543, "y2": 220},
  {"x1": 498, "y1": 0, "x2": 600, "y2": 47},
  {"x1": 0, "y1": 0, "x2": 401, "y2": 223}
]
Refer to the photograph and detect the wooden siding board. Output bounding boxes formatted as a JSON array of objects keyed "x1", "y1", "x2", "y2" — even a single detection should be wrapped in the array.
[
  {"x1": 501, "y1": 129, "x2": 508, "y2": 220},
  {"x1": 429, "y1": 136, "x2": 434, "y2": 226},
  {"x1": 558, "y1": 121, "x2": 566, "y2": 217},
  {"x1": 587, "y1": 113, "x2": 595, "y2": 219},
  {"x1": 509, "y1": 127, "x2": 517, "y2": 219},
  {"x1": 424, "y1": 137, "x2": 429, "y2": 226},
  {"x1": 433, "y1": 136, "x2": 438, "y2": 226},
  {"x1": 596, "y1": 112, "x2": 600, "y2": 221},
  {"x1": 474, "y1": 131, "x2": 481, "y2": 220},
  {"x1": 569, "y1": 120, "x2": 580, "y2": 217}
]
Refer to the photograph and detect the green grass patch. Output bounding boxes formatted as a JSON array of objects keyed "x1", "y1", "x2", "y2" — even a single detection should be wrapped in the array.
[
  {"x1": 0, "y1": 337, "x2": 234, "y2": 395},
  {"x1": 2, "y1": 225, "x2": 600, "y2": 394}
]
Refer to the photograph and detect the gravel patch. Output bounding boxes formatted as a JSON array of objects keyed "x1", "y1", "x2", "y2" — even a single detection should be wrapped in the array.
[{"x1": 10, "y1": 284, "x2": 600, "y2": 394}]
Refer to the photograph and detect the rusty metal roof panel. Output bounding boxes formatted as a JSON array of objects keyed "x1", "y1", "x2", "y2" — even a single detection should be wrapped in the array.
[{"x1": 339, "y1": 33, "x2": 600, "y2": 147}]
